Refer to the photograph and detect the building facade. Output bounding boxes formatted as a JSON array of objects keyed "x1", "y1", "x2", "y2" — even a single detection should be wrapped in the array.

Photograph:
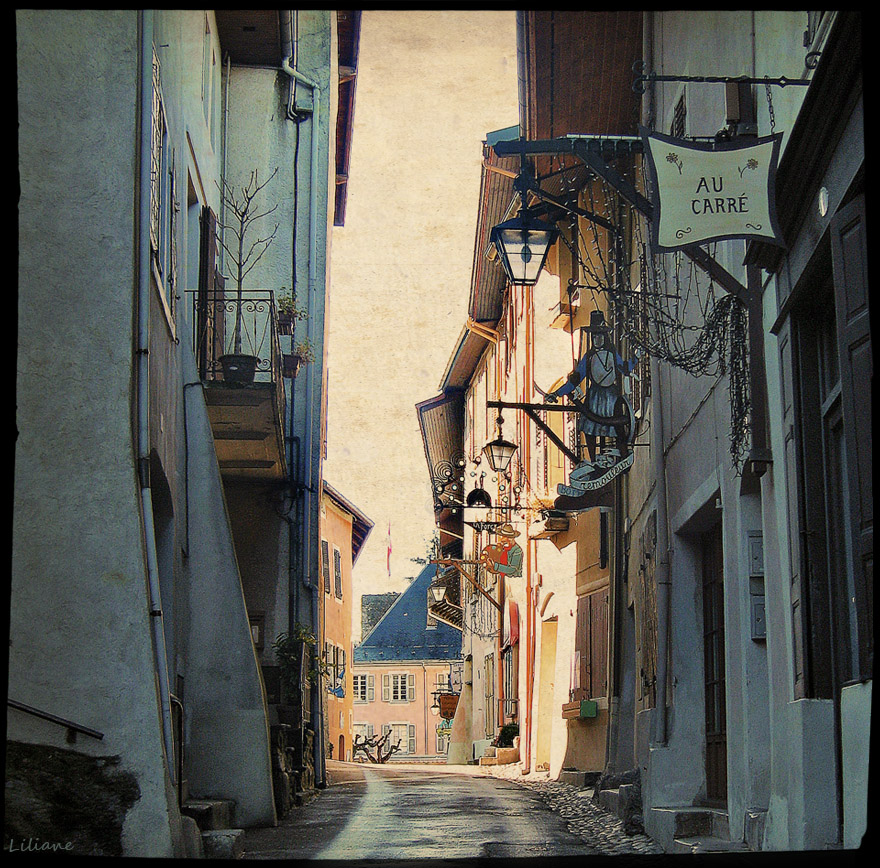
[
  {"x1": 352, "y1": 566, "x2": 462, "y2": 762},
  {"x1": 457, "y1": 9, "x2": 869, "y2": 855},
  {"x1": 12, "y1": 9, "x2": 358, "y2": 856},
  {"x1": 417, "y1": 129, "x2": 616, "y2": 777},
  {"x1": 320, "y1": 481, "x2": 373, "y2": 763}
]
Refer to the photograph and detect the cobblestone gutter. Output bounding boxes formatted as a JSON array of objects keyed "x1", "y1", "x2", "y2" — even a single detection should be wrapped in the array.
[{"x1": 481, "y1": 764, "x2": 664, "y2": 857}]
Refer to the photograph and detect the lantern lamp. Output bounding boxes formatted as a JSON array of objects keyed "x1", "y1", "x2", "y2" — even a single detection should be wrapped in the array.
[
  {"x1": 482, "y1": 414, "x2": 518, "y2": 474},
  {"x1": 490, "y1": 211, "x2": 559, "y2": 286}
]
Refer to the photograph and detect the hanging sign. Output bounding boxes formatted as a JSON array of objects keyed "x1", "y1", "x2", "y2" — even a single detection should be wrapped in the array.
[
  {"x1": 640, "y1": 127, "x2": 785, "y2": 251},
  {"x1": 438, "y1": 693, "x2": 459, "y2": 720}
]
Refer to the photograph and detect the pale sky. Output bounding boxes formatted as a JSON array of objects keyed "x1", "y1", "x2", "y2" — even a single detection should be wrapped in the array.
[{"x1": 323, "y1": 11, "x2": 519, "y2": 639}]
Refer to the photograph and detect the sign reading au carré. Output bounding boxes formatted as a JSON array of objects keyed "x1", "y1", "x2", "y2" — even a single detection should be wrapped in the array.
[{"x1": 641, "y1": 127, "x2": 785, "y2": 251}]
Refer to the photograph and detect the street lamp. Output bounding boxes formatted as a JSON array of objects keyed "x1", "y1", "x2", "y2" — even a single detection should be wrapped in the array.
[
  {"x1": 482, "y1": 414, "x2": 518, "y2": 474},
  {"x1": 490, "y1": 210, "x2": 559, "y2": 286}
]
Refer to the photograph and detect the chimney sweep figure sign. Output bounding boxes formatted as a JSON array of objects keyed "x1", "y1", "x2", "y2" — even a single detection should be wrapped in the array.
[{"x1": 640, "y1": 127, "x2": 785, "y2": 251}]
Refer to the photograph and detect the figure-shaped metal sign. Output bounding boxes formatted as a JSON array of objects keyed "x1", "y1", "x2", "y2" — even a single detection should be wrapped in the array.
[
  {"x1": 641, "y1": 127, "x2": 784, "y2": 251},
  {"x1": 545, "y1": 310, "x2": 637, "y2": 497},
  {"x1": 480, "y1": 523, "x2": 524, "y2": 578}
]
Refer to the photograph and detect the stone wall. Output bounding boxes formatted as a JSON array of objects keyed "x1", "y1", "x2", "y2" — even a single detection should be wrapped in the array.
[
  {"x1": 269, "y1": 725, "x2": 316, "y2": 818},
  {"x1": 4, "y1": 741, "x2": 141, "y2": 856}
]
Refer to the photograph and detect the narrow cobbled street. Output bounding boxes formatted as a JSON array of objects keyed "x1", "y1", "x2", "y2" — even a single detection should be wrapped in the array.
[{"x1": 242, "y1": 761, "x2": 663, "y2": 861}]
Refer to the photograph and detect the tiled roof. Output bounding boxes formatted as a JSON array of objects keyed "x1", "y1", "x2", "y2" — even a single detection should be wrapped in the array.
[{"x1": 353, "y1": 565, "x2": 462, "y2": 663}]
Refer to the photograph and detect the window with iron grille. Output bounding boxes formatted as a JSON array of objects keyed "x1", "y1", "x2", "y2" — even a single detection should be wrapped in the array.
[{"x1": 671, "y1": 91, "x2": 687, "y2": 138}]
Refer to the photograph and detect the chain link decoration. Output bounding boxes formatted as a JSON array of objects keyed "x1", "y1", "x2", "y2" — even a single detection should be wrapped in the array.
[{"x1": 550, "y1": 153, "x2": 752, "y2": 472}]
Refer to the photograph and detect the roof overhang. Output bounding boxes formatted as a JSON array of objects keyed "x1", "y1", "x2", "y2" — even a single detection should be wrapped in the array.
[{"x1": 323, "y1": 480, "x2": 374, "y2": 563}]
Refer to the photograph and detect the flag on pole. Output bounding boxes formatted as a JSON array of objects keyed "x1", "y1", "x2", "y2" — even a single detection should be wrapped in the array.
[{"x1": 386, "y1": 523, "x2": 392, "y2": 578}]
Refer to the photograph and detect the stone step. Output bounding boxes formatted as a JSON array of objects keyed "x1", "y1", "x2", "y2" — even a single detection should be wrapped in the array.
[
  {"x1": 673, "y1": 835, "x2": 749, "y2": 855},
  {"x1": 181, "y1": 798, "x2": 235, "y2": 832},
  {"x1": 201, "y1": 828, "x2": 245, "y2": 859},
  {"x1": 711, "y1": 808, "x2": 730, "y2": 840},
  {"x1": 478, "y1": 755, "x2": 498, "y2": 765},
  {"x1": 597, "y1": 787, "x2": 620, "y2": 815},
  {"x1": 558, "y1": 769, "x2": 601, "y2": 789}
]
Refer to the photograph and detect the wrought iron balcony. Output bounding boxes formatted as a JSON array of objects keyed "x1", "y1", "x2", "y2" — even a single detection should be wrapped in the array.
[{"x1": 187, "y1": 290, "x2": 289, "y2": 482}]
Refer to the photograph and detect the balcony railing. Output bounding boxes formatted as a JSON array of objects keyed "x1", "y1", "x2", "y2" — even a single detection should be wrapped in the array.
[{"x1": 187, "y1": 290, "x2": 284, "y2": 385}]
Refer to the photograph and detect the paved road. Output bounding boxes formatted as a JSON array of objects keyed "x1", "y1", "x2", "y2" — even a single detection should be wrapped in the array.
[{"x1": 242, "y1": 762, "x2": 599, "y2": 861}]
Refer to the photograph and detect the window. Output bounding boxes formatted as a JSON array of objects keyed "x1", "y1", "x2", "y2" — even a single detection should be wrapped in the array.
[
  {"x1": 150, "y1": 49, "x2": 176, "y2": 316},
  {"x1": 353, "y1": 722, "x2": 374, "y2": 741},
  {"x1": 484, "y1": 653, "x2": 495, "y2": 737},
  {"x1": 382, "y1": 672, "x2": 415, "y2": 702},
  {"x1": 353, "y1": 673, "x2": 374, "y2": 702},
  {"x1": 502, "y1": 647, "x2": 518, "y2": 721},
  {"x1": 333, "y1": 546, "x2": 343, "y2": 599},
  {"x1": 384, "y1": 722, "x2": 416, "y2": 755},
  {"x1": 671, "y1": 90, "x2": 687, "y2": 138},
  {"x1": 436, "y1": 727, "x2": 449, "y2": 754}
]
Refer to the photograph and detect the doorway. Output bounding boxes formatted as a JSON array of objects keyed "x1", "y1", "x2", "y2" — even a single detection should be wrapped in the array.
[
  {"x1": 536, "y1": 618, "x2": 557, "y2": 769},
  {"x1": 702, "y1": 522, "x2": 727, "y2": 804}
]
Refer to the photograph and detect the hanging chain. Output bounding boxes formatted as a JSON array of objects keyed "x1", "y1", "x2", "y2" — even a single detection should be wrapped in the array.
[{"x1": 764, "y1": 77, "x2": 776, "y2": 135}]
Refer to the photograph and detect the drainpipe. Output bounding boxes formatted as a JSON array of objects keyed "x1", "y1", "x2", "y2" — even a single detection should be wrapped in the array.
[
  {"x1": 136, "y1": 9, "x2": 176, "y2": 784},
  {"x1": 641, "y1": 9, "x2": 672, "y2": 749},
  {"x1": 651, "y1": 353, "x2": 671, "y2": 746},
  {"x1": 280, "y1": 9, "x2": 326, "y2": 789}
]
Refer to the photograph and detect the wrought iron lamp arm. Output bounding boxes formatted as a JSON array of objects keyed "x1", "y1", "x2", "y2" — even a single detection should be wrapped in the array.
[{"x1": 431, "y1": 559, "x2": 502, "y2": 612}]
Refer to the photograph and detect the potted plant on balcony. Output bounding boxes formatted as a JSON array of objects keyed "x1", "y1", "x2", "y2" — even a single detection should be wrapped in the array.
[
  {"x1": 276, "y1": 290, "x2": 307, "y2": 336},
  {"x1": 282, "y1": 337, "x2": 316, "y2": 380},
  {"x1": 217, "y1": 167, "x2": 280, "y2": 383}
]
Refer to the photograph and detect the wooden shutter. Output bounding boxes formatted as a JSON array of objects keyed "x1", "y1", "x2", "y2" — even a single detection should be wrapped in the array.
[
  {"x1": 407, "y1": 673, "x2": 415, "y2": 701},
  {"x1": 322, "y1": 540, "x2": 331, "y2": 593},
  {"x1": 367, "y1": 673, "x2": 374, "y2": 701},
  {"x1": 830, "y1": 194, "x2": 873, "y2": 679},
  {"x1": 408, "y1": 724, "x2": 417, "y2": 755},
  {"x1": 590, "y1": 589, "x2": 609, "y2": 698},
  {"x1": 778, "y1": 319, "x2": 808, "y2": 697},
  {"x1": 334, "y1": 547, "x2": 343, "y2": 598},
  {"x1": 382, "y1": 673, "x2": 390, "y2": 701},
  {"x1": 574, "y1": 597, "x2": 589, "y2": 702}
]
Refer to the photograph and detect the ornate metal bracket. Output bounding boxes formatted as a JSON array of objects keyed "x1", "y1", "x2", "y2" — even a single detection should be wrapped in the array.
[
  {"x1": 431, "y1": 558, "x2": 502, "y2": 611},
  {"x1": 631, "y1": 62, "x2": 811, "y2": 95}
]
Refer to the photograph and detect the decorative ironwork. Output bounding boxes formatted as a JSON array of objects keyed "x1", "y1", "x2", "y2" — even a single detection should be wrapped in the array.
[
  {"x1": 187, "y1": 290, "x2": 283, "y2": 384},
  {"x1": 631, "y1": 61, "x2": 811, "y2": 95},
  {"x1": 504, "y1": 139, "x2": 753, "y2": 471}
]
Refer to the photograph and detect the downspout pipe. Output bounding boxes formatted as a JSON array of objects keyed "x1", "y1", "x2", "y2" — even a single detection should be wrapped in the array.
[
  {"x1": 641, "y1": 10, "x2": 671, "y2": 748},
  {"x1": 650, "y1": 353, "x2": 671, "y2": 746},
  {"x1": 137, "y1": 9, "x2": 176, "y2": 785},
  {"x1": 280, "y1": 10, "x2": 326, "y2": 789}
]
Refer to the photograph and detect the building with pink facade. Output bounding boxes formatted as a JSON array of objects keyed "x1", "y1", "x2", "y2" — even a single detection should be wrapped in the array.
[{"x1": 352, "y1": 565, "x2": 462, "y2": 762}]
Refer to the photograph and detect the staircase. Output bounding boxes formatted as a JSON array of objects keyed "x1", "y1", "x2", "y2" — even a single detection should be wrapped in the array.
[
  {"x1": 181, "y1": 798, "x2": 245, "y2": 859},
  {"x1": 648, "y1": 805, "x2": 750, "y2": 854}
]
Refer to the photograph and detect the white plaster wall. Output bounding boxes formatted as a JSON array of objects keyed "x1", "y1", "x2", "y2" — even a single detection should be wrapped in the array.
[
  {"x1": 181, "y1": 347, "x2": 276, "y2": 827},
  {"x1": 840, "y1": 681, "x2": 871, "y2": 849},
  {"x1": 14, "y1": 10, "x2": 179, "y2": 856}
]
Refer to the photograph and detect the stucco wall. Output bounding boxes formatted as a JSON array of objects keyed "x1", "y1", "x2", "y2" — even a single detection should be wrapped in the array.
[{"x1": 13, "y1": 10, "x2": 180, "y2": 857}]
